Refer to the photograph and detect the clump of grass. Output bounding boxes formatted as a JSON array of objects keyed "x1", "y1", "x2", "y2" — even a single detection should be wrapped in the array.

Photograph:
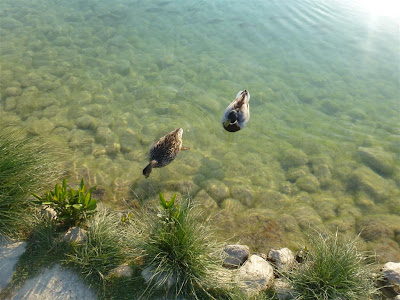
[
  {"x1": 0, "y1": 126, "x2": 63, "y2": 238},
  {"x1": 127, "y1": 192, "x2": 232, "y2": 299},
  {"x1": 65, "y1": 208, "x2": 126, "y2": 292},
  {"x1": 288, "y1": 231, "x2": 378, "y2": 300}
]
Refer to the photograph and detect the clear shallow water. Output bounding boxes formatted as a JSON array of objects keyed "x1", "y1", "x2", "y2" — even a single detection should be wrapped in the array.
[{"x1": 0, "y1": 0, "x2": 399, "y2": 259}]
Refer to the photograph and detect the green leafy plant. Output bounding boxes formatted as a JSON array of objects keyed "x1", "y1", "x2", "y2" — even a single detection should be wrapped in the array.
[{"x1": 33, "y1": 179, "x2": 97, "y2": 230}]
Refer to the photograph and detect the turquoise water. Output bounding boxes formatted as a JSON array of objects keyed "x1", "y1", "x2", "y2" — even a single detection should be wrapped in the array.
[{"x1": 0, "y1": 0, "x2": 399, "y2": 260}]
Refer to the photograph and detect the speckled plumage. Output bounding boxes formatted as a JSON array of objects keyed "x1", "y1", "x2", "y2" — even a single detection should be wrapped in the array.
[
  {"x1": 143, "y1": 128, "x2": 184, "y2": 178},
  {"x1": 222, "y1": 90, "x2": 250, "y2": 132}
]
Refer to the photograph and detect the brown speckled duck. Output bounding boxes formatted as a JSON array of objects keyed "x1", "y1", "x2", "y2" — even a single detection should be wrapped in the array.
[
  {"x1": 222, "y1": 90, "x2": 250, "y2": 132},
  {"x1": 142, "y1": 128, "x2": 189, "y2": 178}
]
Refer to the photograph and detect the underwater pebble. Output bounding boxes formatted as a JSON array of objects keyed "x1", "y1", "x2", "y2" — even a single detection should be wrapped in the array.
[
  {"x1": 312, "y1": 164, "x2": 332, "y2": 187},
  {"x1": 69, "y1": 129, "x2": 94, "y2": 154},
  {"x1": 5, "y1": 86, "x2": 21, "y2": 97},
  {"x1": 4, "y1": 97, "x2": 17, "y2": 111},
  {"x1": 357, "y1": 217, "x2": 393, "y2": 242},
  {"x1": 280, "y1": 148, "x2": 308, "y2": 170},
  {"x1": 119, "y1": 128, "x2": 137, "y2": 153},
  {"x1": 256, "y1": 190, "x2": 290, "y2": 209},
  {"x1": 194, "y1": 190, "x2": 218, "y2": 212},
  {"x1": 75, "y1": 115, "x2": 98, "y2": 131},
  {"x1": 312, "y1": 199, "x2": 337, "y2": 221},
  {"x1": 20, "y1": 72, "x2": 41, "y2": 88},
  {"x1": 286, "y1": 166, "x2": 310, "y2": 182},
  {"x1": 204, "y1": 179, "x2": 229, "y2": 203},
  {"x1": 277, "y1": 214, "x2": 298, "y2": 233},
  {"x1": 105, "y1": 142, "x2": 120, "y2": 156},
  {"x1": 27, "y1": 118, "x2": 55, "y2": 135},
  {"x1": 231, "y1": 186, "x2": 254, "y2": 207},
  {"x1": 165, "y1": 180, "x2": 199, "y2": 196},
  {"x1": 291, "y1": 206, "x2": 324, "y2": 231},
  {"x1": 326, "y1": 217, "x2": 356, "y2": 233},
  {"x1": 95, "y1": 126, "x2": 114, "y2": 144},
  {"x1": 83, "y1": 104, "x2": 103, "y2": 118},
  {"x1": 357, "y1": 147, "x2": 395, "y2": 176},
  {"x1": 349, "y1": 167, "x2": 390, "y2": 202},
  {"x1": 92, "y1": 145, "x2": 106, "y2": 158},
  {"x1": 220, "y1": 198, "x2": 245, "y2": 212},
  {"x1": 295, "y1": 174, "x2": 320, "y2": 193}
]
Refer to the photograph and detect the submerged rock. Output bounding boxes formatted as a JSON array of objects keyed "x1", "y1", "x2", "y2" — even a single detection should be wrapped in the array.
[
  {"x1": 357, "y1": 217, "x2": 393, "y2": 242},
  {"x1": 286, "y1": 166, "x2": 310, "y2": 183},
  {"x1": 231, "y1": 185, "x2": 254, "y2": 207},
  {"x1": 357, "y1": 147, "x2": 395, "y2": 176},
  {"x1": 280, "y1": 148, "x2": 308, "y2": 170},
  {"x1": 349, "y1": 167, "x2": 390, "y2": 202},
  {"x1": 295, "y1": 174, "x2": 320, "y2": 193},
  {"x1": 204, "y1": 179, "x2": 229, "y2": 203}
]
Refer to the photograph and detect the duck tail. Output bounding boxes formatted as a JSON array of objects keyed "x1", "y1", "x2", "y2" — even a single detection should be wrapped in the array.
[{"x1": 143, "y1": 163, "x2": 153, "y2": 178}]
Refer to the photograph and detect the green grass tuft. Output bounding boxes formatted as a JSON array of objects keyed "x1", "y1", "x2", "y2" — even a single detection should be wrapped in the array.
[
  {"x1": 127, "y1": 194, "x2": 233, "y2": 299},
  {"x1": 65, "y1": 208, "x2": 126, "y2": 294},
  {"x1": 288, "y1": 231, "x2": 378, "y2": 300},
  {"x1": 0, "y1": 126, "x2": 63, "y2": 238}
]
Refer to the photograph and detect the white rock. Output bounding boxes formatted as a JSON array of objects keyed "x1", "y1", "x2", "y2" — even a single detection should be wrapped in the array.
[
  {"x1": 10, "y1": 264, "x2": 96, "y2": 299},
  {"x1": 223, "y1": 244, "x2": 250, "y2": 268},
  {"x1": 268, "y1": 248, "x2": 295, "y2": 271},
  {"x1": 62, "y1": 227, "x2": 87, "y2": 243},
  {"x1": 382, "y1": 262, "x2": 400, "y2": 295},
  {"x1": 109, "y1": 264, "x2": 132, "y2": 278},
  {"x1": 0, "y1": 241, "x2": 26, "y2": 291},
  {"x1": 235, "y1": 254, "x2": 274, "y2": 295}
]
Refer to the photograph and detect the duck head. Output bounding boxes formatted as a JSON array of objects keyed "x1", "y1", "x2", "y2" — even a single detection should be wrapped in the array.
[{"x1": 223, "y1": 110, "x2": 237, "y2": 127}]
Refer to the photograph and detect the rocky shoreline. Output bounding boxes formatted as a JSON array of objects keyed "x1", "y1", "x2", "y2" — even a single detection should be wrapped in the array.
[{"x1": 1, "y1": 234, "x2": 399, "y2": 299}]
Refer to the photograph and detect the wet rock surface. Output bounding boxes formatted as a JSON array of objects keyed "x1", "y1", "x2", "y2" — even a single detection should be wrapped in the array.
[{"x1": 223, "y1": 244, "x2": 250, "y2": 268}]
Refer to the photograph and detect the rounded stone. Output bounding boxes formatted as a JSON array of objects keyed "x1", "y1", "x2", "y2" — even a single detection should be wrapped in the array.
[
  {"x1": 231, "y1": 186, "x2": 254, "y2": 207},
  {"x1": 204, "y1": 180, "x2": 229, "y2": 203},
  {"x1": 5, "y1": 87, "x2": 22, "y2": 97},
  {"x1": 75, "y1": 115, "x2": 98, "y2": 130},
  {"x1": 280, "y1": 148, "x2": 308, "y2": 170},
  {"x1": 286, "y1": 166, "x2": 310, "y2": 182},
  {"x1": 295, "y1": 175, "x2": 320, "y2": 193},
  {"x1": 235, "y1": 255, "x2": 274, "y2": 295},
  {"x1": 223, "y1": 244, "x2": 250, "y2": 268}
]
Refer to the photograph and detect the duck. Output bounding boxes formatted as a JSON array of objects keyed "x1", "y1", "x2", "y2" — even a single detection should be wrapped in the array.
[
  {"x1": 222, "y1": 90, "x2": 250, "y2": 132},
  {"x1": 142, "y1": 128, "x2": 189, "y2": 178}
]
